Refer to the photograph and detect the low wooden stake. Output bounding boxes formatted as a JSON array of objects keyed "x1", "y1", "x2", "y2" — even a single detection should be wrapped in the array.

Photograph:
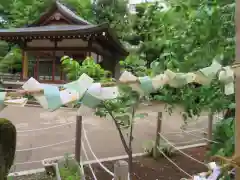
[
  {"x1": 75, "y1": 115, "x2": 82, "y2": 164},
  {"x1": 114, "y1": 160, "x2": 129, "y2": 180},
  {"x1": 207, "y1": 112, "x2": 213, "y2": 149},
  {"x1": 153, "y1": 112, "x2": 162, "y2": 159}
]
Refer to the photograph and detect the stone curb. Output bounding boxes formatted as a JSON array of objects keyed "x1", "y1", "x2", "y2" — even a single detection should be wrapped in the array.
[{"x1": 8, "y1": 143, "x2": 206, "y2": 177}]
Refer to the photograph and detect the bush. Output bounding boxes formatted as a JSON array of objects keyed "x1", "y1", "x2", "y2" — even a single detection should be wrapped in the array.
[{"x1": 0, "y1": 118, "x2": 16, "y2": 180}]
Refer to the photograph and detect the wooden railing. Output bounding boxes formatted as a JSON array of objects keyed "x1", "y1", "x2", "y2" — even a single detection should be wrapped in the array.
[
  {"x1": 0, "y1": 73, "x2": 66, "y2": 84},
  {"x1": 0, "y1": 73, "x2": 21, "y2": 81}
]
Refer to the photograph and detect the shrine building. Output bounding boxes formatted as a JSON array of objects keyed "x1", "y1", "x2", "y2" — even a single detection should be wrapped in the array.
[{"x1": 0, "y1": 1, "x2": 128, "y2": 87}]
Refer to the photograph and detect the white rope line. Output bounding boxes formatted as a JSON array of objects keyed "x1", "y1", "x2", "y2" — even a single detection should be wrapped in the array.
[
  {"x1": 82, "y1": 142, "x2": 98, "y2": 180},
  {"x1": 164, "y1": 128, "x2": 206, "y2": 135},
  {"x1": 16, "y1": 139, "x2": 74, "y2": 152},
  {"x1": 173, "y1": 138, "x2": 206, "y2": 145},
  {"x1": 159, "y1": 133, "x2": 207, "y2": 166},
  {"x1": 181, "y1": 130, "x2": 219, "y2": 143},
  {"x1": 82, "y1": 124, "x2": 114, "y2": 177},
  {"x1": 157, "y1": 147, "x2": 192, "y2": 178},
  {"x1": 17, "y1": 122, "x2": 74, "y2": 133},
  {"x1": 14, "y1": 160, "x2": 41, "y2": 165}
]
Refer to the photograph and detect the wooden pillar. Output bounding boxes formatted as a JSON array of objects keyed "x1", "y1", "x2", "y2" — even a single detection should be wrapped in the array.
[
  {"x1": 22, "y1": 51, "x2": 28, "y2": 80},
  {"x1": 96, "y1": 54, "x2": 99, "y2": 63},
  {"x1": 34, "y1": 59, "x2": 37, "y2": 79},
  {"x1": 236, "y1": 75, "x2": 240, "y2": 179},
  {"x1": 235, "y1": 0, "x2": 240, "y2": 178},
  {"x1": 87, "y1": 38, "x2": 92, "y2": 57},
  {"x1": 52, "y1": 57, "x2": 56, "y2": 81},
  {"x1": 21, "y1": 51, "x2": 24, "y2": 80},
  {"x1": 52, "y1": 41, "x2": 57, "y2": 81},
  {"x1": 60, "y1": 67, "x2": 63, "y2": 81},
  {"x1": 36, "y1": 56, "x2": 39, "y2": 81}
]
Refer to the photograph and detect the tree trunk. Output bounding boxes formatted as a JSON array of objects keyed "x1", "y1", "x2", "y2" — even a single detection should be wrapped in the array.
[{"x1": 128, "y1": 150, "x2": 133, "y2": 180}]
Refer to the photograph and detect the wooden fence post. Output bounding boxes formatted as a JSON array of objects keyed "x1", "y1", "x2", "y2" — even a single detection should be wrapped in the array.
[
  {"x1": 114, "y1": 160, "x2": 129, "y2": 180},
  {"x1": 153, "y1": 112, "x2": 162, "y2": 159},
  {"x1": 75, "y1": 115, "x2": 82, "y2": 163},
  {"x1": 207, "y1": 113, "x2": 213, "y2": 149}
]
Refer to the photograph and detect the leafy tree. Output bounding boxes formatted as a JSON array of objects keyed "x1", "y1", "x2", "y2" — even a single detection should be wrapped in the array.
[
  {"x1": 62, "y1": 0, "x2": 94, "y2": 22},
  {"x1": 123, "y1": 0, "x2": 235, "y2": 119},
  {"x1": 0, "y1": 47, "x2": 22, "y2": 73},
  {"x1": 92, "y1": 0, "x2": 131, "y2": 39},
  {"x1": 125, "y1": 2, "x2": 168, "y2": 66},
  {"x1": 209, "y1": 104, "x2": 235, "y2": 157}
]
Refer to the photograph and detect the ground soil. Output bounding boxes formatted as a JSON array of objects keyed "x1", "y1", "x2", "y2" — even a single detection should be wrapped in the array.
[{"x1": 84, "y1": 146, "x2": 208, "y2": 180}]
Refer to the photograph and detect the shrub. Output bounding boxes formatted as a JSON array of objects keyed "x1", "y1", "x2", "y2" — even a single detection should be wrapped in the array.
[{"x1": 0, "y1": 118, "x2": 16, "y2": 180}]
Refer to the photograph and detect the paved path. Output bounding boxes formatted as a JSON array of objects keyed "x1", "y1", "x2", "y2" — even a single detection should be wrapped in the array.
[{"x1": 0, "y1": 105, "x2": 220, "y2": 172}]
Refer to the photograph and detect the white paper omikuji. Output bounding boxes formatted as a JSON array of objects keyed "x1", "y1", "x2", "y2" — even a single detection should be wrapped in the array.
[
  {"x1": 225, "y1": 82, "x2": 234, "y2": 95},
  {"x1": 64, "y1": 73, "x2": 94, "y2": 98},
  {"x1": 22, "y1": 77, "x2": 48, "y2": 109},
  {"x1": 193, "y1": 175, "x2": 207, "y2": 180},
  {"x1": 119, "y1": 71, "x2": 138, "y2": 82},
  {"x1": 87, "y1": 83, "x2": 102, "y2": 98},
  {"x1": 100, "y1": 86, "x2": 119, "y2": 100},
  {"x1": 208, "y1": 162, "x2": 217, "y2": 170},
  {"x1": 60, "y1": 89, "x2": 79, "y2": 105},
  {"x1": 185, "y1": 73, "x2": 196, "y2": 83},
  {"x1": 164, "y1": 69, "x2": 176, "y2": 80},
  {"x1": 119, "y1": 71, "x2": 144, "y2": 95},
  {"x1": 151, "y1": 74, "x2": 169, "y2": 89}
]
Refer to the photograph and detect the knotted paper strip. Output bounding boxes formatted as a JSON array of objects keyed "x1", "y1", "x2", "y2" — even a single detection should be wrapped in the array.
[
  {"x1": 22, "y1": 77, "x2": 48, "y2": 109},
  {"x1": 100, "y1": 86, "x2": 119, "y2": 100},
  {"x1": 64, "y1": 73, "x2": 94, "y2": 98},
  {"x1": 119, "y1": 71, "x2": 144, "y2": 95},
  {"x1": 138, "y1": 76, "x2": 154, "y2": 94},
  {"x1": 43, "y1": 84, "x2": 62, "y2": 111},
  {"x1": 195, "y1": 61, "x2": 222, "y2": 85},
  {"x1": 78, "y1": 83, "x2": 119, "y2": 116},
  {"x1": 218, "y1": 66, "x2": 234, "y2": 95},
  {"x1": 168, "y1": 73, "x2": 188, "y2": 88},
  {"x1": 78, "y1": 83, "x2": 102, "y2": 116},
  {"x1": 184, "y1": 162, "x2": 222, "y2": 180},
  {"x1": 151, "y1": 74, "x2": 169, "y2": 89},
  {"x1": 60, "y1": 89, "x2": 79, "y2": 107}
]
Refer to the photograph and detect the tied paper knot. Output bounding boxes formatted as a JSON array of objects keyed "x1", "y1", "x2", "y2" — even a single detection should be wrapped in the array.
[
  {"x1": 78, "y1": 83, "x2": 102, "y2": 116},
  {"x1": 190, "y1": 162, "x2": 221, "y2": 180},
  {"x1": 165, "y1": 70, "x2": 196, "y2": 88},
  {"x1": 138, "y1": 76, "x2": 154, "y2": 94},
  {"x1": 218, "y1": 66, "x2": 234, "y2": 95},
  {"x1": 195, "y1": 61, "x2": 222, "y2": 85},
  {"x1": 43, "y1": 85, "x2": 62, "y2": 111},
  {"x1": 78, "y1": 81, "x2": 119, "y2": 116},
  {"x1": 119, "y1": 71, "x2": 155, "y2": 95}
]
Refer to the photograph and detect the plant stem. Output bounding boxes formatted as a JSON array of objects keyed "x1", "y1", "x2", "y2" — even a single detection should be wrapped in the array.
[
  {"x1": 104, "y1": 104, "x2": 130, "y2": 155},
  {"x1": 128, "y1": 101, "x2": 138, "y2": 180}
]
